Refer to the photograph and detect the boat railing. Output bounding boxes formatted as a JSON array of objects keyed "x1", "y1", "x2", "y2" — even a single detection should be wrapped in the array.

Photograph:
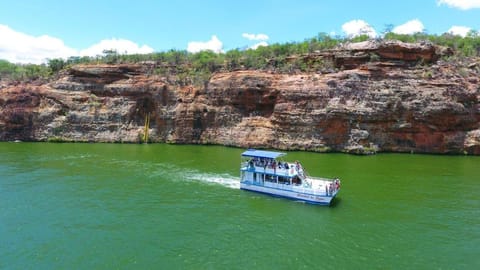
[
  {"x1": 308, "y1": 177, "x2": 341, "y2": 196},
  {"x1": 243, "y1": 175, "x2": 340, "y2": 197},
  {"x1": 241, "y1": 163, "x2": 299, "y2": 177},
  {"x1": 308, "y1": 176, "x2": 335, "y2": 182}
]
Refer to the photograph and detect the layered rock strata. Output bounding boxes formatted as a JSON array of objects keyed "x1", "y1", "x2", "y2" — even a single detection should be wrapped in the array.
[{"x1": 1, "y1": 41, "x2": 479, "y2": 154}]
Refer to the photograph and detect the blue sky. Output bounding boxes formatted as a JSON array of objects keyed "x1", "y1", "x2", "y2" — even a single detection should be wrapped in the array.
[{"x1": 1, "y1": 0, "x2": 479, "y2": 63}]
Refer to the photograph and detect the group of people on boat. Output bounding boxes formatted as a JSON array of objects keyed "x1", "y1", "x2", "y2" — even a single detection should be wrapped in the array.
[
  {"x1": 325, "y1": 179, "x2": 341, "y2": 196},
  {"x1": 247, "y1": 157, "x2": 309, "y2": 179},
  {"x1": 248, "y1": 157, "x2": 290, "y2": 170}
]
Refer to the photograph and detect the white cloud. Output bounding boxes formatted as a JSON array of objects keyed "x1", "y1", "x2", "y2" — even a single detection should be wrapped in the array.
[
  {"x1": 0, "y1": 24, "x2": 155, "y2": 64},
  {"x1": 0, "y1": 24, "x2": 77, "y2": 64},
  {"x1": 447, "y1": 25, "x2": 472, "y2": 36},
  {"x1": 242, "y1": 33, "x2": 269, "y2": 41},
  {"x1": 241, "y1": 33, "x2": 269, "y2": 49},
  {"x1": 187, "y1": 35, "x2": 223, "y2": 53},
  {"x1": 437, "y1": 0, "x2": 480, "y2": 9},
  {"x1": 392, "y1": 19, "x2": 425, "y2": 35},
  {"x1": 249, "y1": 41, "x2": 269, "y2": 50},
  {"x1": 79, "y1": 38, "x2": 154, "y2": 56},
  {"x1": 342, "y1": 20, "x2": 377, "y2": 38}
]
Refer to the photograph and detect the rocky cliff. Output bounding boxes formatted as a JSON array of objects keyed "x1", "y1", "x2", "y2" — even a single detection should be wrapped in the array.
[{"x1": 1, "y1": 40, "x2": 479, "y2": 154}]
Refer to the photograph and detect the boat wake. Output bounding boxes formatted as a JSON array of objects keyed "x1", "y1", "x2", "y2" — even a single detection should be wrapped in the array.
[
  {"x1": 145, "y1": 162, "x2": 239, "y2": 189},
  {"x1": 188, "y1": 173, "x2": 240, "y2": 189}
]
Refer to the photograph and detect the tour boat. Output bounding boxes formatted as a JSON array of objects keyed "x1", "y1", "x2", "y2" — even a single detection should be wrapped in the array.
[{"x1": 240, "y1": 149, "x2": 340, "y2": 205}]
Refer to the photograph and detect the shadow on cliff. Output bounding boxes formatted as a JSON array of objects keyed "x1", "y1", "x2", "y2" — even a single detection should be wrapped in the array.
[{"x1": 128, "y1": 95, "x2": 156, "y2": 126}]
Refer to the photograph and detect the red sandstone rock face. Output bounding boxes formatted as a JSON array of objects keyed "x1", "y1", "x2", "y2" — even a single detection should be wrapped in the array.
[
  {"x1": 196, "y1": 68, "x2": 479, "y2": 154},
  {"x1": 0, "y1": 41, "x2": 479, "y2": 154}
]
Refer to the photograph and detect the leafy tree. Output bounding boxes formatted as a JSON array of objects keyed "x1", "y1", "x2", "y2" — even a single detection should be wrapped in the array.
[
  {"x1": 3, "y1": 31, "x2": 480, "y2": 83},
  {"x1": 0, "y1": 59, "x2": 17, "y2": 76},
  {"x1": 47, "y1": 58, "x2": 66, "y2": 73},
  {"x1": 225, "y1": 49, "x2": 242, "y2": 70},
  {"x1": 103, "y1": 49, "x2": 119, "y2": 64},
  {"x1": 349, "y1": 34, "x2": 370, "y2": 43}
]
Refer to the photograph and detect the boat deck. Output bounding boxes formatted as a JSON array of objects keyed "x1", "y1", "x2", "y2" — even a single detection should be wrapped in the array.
[
  {"x1": 240, "y1": 149, "x2": 341, "y2": 204},
  {"x1": 241, "y1": 163, "x2": 339, "y2": 197},
  {"x1": 241, "y1": 162, "x2": 303, "y2": 177}
]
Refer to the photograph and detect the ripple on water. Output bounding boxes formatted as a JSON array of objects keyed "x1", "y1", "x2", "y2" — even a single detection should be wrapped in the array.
[{"x1": 1, "y1": 143, "x2": 479, "y2": 269}]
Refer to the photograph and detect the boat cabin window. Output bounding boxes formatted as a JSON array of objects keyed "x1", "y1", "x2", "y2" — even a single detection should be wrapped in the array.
[
  {"x1": 265, "y1": 174, "x2": 275, "y2": 182},
  {"x1": 278, "y1": 176, "x2": 289, "y2": 184},
  {"x1": 292, "y1": 176, "x2": 301, "y2": 185}
]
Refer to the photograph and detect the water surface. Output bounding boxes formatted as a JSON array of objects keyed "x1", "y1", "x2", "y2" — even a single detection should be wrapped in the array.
[{"x1": 1, "y1": 143, "x2": 479, "y2": 269}]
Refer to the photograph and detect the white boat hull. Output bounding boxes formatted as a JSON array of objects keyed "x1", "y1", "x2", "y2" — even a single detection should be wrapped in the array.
[{"x1": 240, "y1": 181, "x2": 337, "y2": 205}]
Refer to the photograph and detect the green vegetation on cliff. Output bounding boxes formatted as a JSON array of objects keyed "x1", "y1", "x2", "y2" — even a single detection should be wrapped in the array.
[
  {"x1": 1, "y1": 32, "x2": 480, "y2": 83},
  {"x1": 0, "y1": 60, "x2": 50, "y2": 81}
]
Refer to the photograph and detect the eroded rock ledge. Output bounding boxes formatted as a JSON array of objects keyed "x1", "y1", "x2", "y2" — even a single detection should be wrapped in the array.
[{"x1": 1, "y1": 41, "x2": 479, "y2": 154}]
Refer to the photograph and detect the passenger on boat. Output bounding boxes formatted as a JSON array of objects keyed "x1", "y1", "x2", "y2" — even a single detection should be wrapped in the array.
[
  {"x1": 248, "y1": 159, "x2": 254, "y2": 169},
  {"x1": 292, "y1": 176, "x2": 299, "y2": 185}
]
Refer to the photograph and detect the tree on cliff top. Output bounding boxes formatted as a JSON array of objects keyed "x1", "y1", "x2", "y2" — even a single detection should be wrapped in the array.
[
  {"x1": 2, "y1": 32, "x2": 480, "y2": 82},
  {"x1": 0, "y1": 59, "x2": 50, "y2": 81}
]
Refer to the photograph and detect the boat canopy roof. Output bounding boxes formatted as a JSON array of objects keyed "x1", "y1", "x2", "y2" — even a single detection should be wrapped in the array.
[{"x1": 241, "y1": 149, "x2": 286, "y2": 159}]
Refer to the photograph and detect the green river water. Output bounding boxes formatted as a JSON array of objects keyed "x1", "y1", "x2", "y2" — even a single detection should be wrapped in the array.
[{"x1": 0, "y1": 142, "x2": 479, "y2": 269}]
